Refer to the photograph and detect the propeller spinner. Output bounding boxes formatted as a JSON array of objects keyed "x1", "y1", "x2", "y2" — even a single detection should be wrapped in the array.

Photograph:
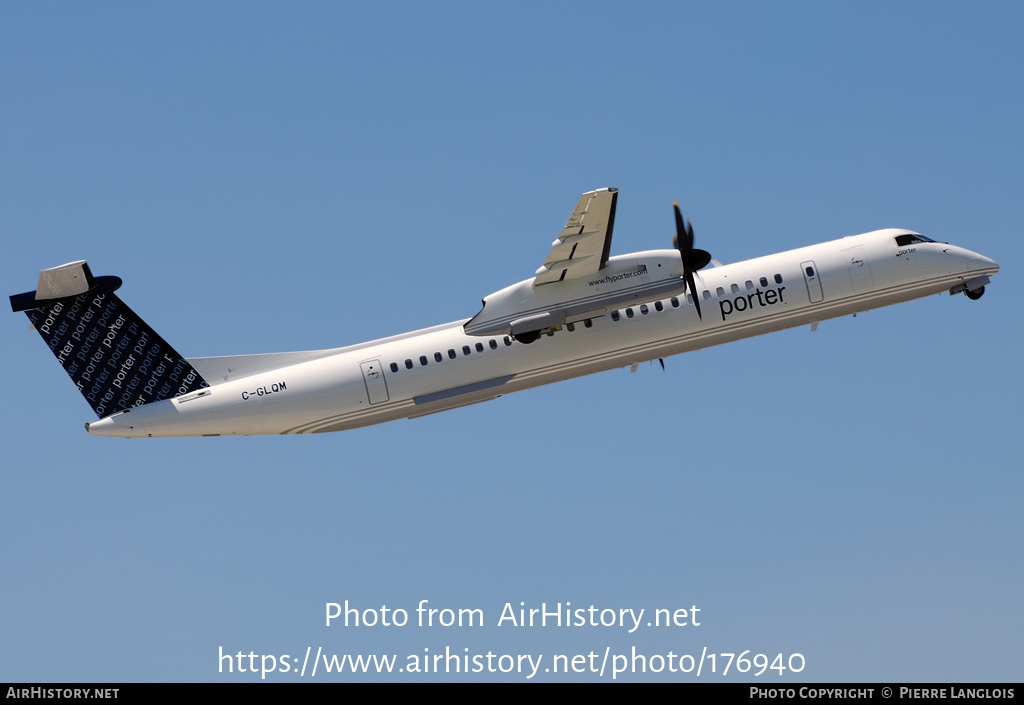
[{"x1": 673, "y1": 202, "x2": 712, "y2": 320}]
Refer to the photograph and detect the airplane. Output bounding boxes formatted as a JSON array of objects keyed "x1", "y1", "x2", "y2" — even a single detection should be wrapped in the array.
[{"x1": 10, "y1": 187, "x2": 998, "y2": 438}]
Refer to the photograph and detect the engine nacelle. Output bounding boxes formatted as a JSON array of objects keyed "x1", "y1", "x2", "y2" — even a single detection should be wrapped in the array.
[{"x1": 464, "y1": 250, "x2": 687, "y2": 339}]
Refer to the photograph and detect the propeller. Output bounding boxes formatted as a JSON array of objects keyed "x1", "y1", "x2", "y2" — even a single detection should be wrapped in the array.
[{"x1": 673, "y1": 202, "x2": 712, "y2": 321}]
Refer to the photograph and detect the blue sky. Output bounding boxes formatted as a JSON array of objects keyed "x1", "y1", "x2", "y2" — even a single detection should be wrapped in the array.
[{"x1": 2, "y1": 2, "x2": 1021, "y2": 682}]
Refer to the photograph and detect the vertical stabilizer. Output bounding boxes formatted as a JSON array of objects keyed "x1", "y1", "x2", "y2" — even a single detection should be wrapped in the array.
[{"x1": 11, "y1": 261, "x2": 208, "y2": 418}]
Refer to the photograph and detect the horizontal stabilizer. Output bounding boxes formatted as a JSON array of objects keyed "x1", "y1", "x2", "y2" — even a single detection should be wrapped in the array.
[{"x1": 10, "y1": 259, "x2": 123, "y2": 313}]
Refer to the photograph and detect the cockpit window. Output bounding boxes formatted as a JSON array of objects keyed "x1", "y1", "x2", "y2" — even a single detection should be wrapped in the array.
[{"x1": 895, "y1": 233, "x2": 935, "y2": 246}]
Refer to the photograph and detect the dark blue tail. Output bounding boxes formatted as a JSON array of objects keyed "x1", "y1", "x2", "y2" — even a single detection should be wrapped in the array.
[{"x1": 11, "y1": 261, "x2": 208, "y2": 418}]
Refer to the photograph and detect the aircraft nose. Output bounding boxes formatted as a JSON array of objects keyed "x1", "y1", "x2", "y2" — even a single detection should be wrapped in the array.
[{"x1": 971, "y1": 253, "x2": 999, "y2": 275}]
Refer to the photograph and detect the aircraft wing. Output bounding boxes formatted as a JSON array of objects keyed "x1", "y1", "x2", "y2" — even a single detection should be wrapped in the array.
[{"x1": 533, "y1": 188, "x2": 617, "y2": 286}]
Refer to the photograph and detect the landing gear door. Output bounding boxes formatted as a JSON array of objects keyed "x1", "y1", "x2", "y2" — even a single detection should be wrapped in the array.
[
  {"x1": 360, "y1": 360, "x2": 390, "y2": 405},
  {"x1": 801, "y1": 260, "x2": 824, "y2": 303}
]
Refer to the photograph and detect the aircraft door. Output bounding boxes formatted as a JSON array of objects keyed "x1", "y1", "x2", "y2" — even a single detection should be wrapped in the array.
[
  {"x1": 801, "y1": 260, "x2": 824, "y2": 303},
  {"x1": 359, "y1": 360, "x2": 390, "y2": 405},
  {"x1": 841, "y1": 245, "x2": 873, "y2": 294}
]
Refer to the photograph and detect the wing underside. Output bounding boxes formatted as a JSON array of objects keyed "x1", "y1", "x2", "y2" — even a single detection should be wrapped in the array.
[{"x1": 533, "y1": 187, "x2": 617, "y2": 286}]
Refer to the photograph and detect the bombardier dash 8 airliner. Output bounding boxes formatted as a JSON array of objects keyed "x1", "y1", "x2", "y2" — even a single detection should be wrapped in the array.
[{"x1": 11, "y1": 188, "x2": 998, "y2": 438}]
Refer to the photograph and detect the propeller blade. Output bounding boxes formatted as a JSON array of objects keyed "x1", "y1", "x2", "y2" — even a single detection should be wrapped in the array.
[
  {"x1": 673, "y1": 202, "x2": 693, "y2": 252},
  {"x1": 685, "y1": 269, "x2": 702, "y2": 321},
  {"x1": 673, "y1": 201, "x2": 711, "y2": 321}
]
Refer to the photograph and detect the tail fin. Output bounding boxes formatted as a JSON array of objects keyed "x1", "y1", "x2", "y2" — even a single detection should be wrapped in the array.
[{"x1": 11, "y1": 260, "x2": 208, "y2": 418}]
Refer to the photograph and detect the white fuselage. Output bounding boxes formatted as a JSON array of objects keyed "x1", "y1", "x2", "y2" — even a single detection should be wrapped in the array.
[{"x1": 85, "y1": 229, "x2": 998, "y2": 437}]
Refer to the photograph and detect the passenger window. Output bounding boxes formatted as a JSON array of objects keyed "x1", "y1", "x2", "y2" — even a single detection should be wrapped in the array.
[
  {"x1": 489, "y1": 339, "x2": 497, "y2": 349},
  {"x1": 626, "y1": 308, "x2": 634, "y2": 318},
  {"x1": 584, "y1": 319, "x2": 592, "y2": 328},
  {"x1": 462, "y1": 345, "x2": 471, "y2": 356},
  {"x1": 448, "y1": 349, "x2": 457, "y2": 359},
  {"x1": 746, "y1": 280, "x2": 754, "y2": 291},
  {"x1": 671, "y1": 297, "x2": 680, "y2": 308},
  {"x1": 405, "y1": 359, "x2": 413, "y2": 370},
  {"x1": 731, "y1": 283, "x2": 740, "y2": 294},
  {"x1": 390, "y1": 362, "x2": 398, "y2": 373},
  {"x1": 760, "y1": 277, "x2": 769, "y2": 287},
  {"x1": 566, "y1": 322, "x2": 575, "y2": 332},
  {"x1": 640, "y1": 304, "x2": 648, "y2": 315},
  {"x1": 774, "y1": 273, "x2": 783, "y2": 284},
  {"x1": 434, "y1": 352, "x2": 443, "y2": 362},
  {"x1": 655, "y1": 300, "x2": 664, "y2": 312},
  {"x1": 475, "y1": 342, "x2": 484, "y2": 352},
  {"x1": 703, "y1": 290, "x2": 711, "y2": 301},
  {"x1": 805, "y1": 266, "x2": 814, "y2": 277},
  {"x1": 611, "y1": 311, "x2": 621, "y2": 321},
  {"x1": 419, "y1": 355, "x2": 428, "y2": 366},
  {"x1": 716, "y1": 287, "x2": 725, "y2": 297},
  {"x1": 504, "y1": 336, "x2": 512, "y2": 346}
]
